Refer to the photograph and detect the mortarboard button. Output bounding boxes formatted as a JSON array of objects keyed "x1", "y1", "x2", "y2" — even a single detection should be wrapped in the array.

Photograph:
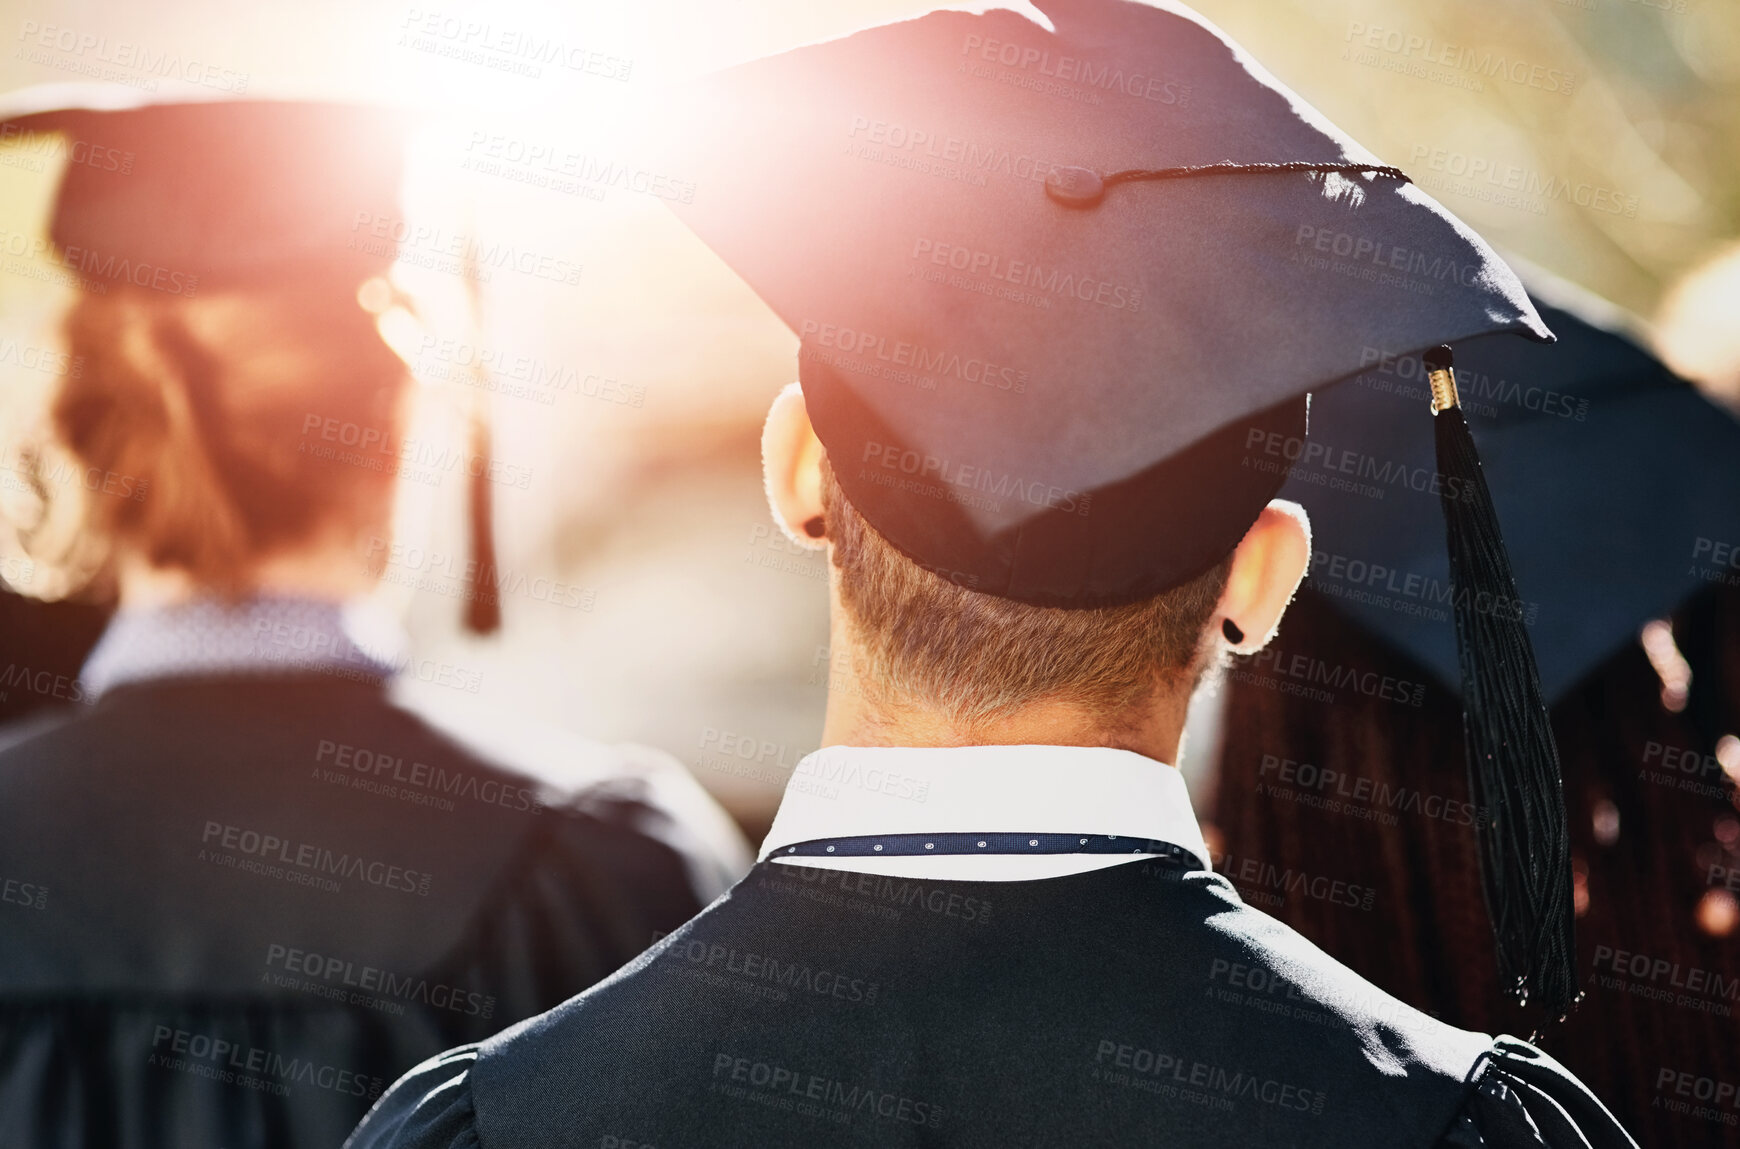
[{"x1": 1044, "y1": 166, "x2": 1105, "y2": 209}]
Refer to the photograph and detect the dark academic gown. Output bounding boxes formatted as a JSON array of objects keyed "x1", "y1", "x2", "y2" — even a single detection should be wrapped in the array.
[
  {"x1": 0, "y1": 587, "x2": 109, "y2": 725},
  {"x1": 348, "y1": 858, "x2": 1636, "y2": 1148},
  {"x1": 1211, "y1": 585, "x2": 1740, "y2": 1148},
  {"x1": 0, "y1": 673, "x2": 738, "y2": 1148}
]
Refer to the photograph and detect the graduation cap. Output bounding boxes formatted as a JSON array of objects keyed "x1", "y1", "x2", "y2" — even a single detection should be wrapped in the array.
[
  {"x1": 0, "y1": 84, "x2": 500, "y2": 633},
  {"x1": 1286, "y1": 263, "x2": 1740, "y2": 706},
  {"x1": 658, "y1": 0, "x2": 1582, "y2": 1015},
  {"x1": 0, "y1": 84, "x2": 406, "y2": 287}
]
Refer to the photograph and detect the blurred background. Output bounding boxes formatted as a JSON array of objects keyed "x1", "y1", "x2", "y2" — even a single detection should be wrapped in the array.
[{"x1": 1, "y1": 0, "x2": 1736, "y2": 838}]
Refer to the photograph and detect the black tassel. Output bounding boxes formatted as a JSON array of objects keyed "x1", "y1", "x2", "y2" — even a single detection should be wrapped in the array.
[
  {"x1": 458, "y1": 220, "x2": 501, "y2": 637},
  {"x1": 1426, "y1": 345, "x2": 1576, "y2": 1019},
  {"x1": 463, "y1": 409, "x2": 501, "y2": 635}
]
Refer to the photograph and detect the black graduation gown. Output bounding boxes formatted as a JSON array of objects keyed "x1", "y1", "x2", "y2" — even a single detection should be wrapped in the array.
[
  {"x1": 0, "y1": 673, "x2": 738, "y2": 1148},
  {"x1": 349, "y1": 859, "x2": 1638, "y2": 1149},
  {"x1": 0, "y1": 586, "x2": 109, "y2": 725}
]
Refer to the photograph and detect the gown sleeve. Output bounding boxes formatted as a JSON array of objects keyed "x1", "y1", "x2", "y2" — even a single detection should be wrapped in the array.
[
  {"x1": 1437, "y1": 1036, "x2": 1640, "y2": 1149},
  {"x1": 345, "y1": 1047, "x2": 482, "y2": 1149}
]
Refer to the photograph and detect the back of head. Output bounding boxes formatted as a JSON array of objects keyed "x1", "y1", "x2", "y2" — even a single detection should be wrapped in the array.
[
  {"x1": 0, "y1": 93, "x2": 414, "y2": 599},
  {"x1": 820, "y1": 458, "x2": 1229, "y2": 731},
  {"x1": 51, "y1": 276, "x2": 409, "y2": 595}
]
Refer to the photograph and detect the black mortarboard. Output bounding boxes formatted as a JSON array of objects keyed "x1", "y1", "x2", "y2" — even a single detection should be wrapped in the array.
[
  {"x1": 1287, "y1": 265, "x2": 1740, "y2": 705},
  {"x1": 658, "y1": 0, "x2": 1549, "y2": 607},
  {"x1": 0, "y1": 84, "x2": 405, "y2": 288},
  {"x1": 660, "y1": 0, "x2": 1581, "y2": 1016},
  {"x1": 0, "y1": 85, "x2": 499, "y2": 632}
]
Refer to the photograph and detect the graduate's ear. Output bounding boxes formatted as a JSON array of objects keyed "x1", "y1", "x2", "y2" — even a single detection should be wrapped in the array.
[
  {"x1": 761, "y1": 382, "x2": 829, "y2": 550},
  {"x1": 1215, "y1": 500, "x2": 1311, "y2": 654}
]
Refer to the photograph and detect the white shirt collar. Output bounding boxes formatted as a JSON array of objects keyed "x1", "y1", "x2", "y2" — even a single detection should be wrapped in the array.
[{"x1": 759, "y1": 744, "x2": 1211, "y2": 882}]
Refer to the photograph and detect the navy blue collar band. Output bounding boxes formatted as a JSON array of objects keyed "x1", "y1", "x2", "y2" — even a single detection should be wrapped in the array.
[{"x1": 776, "y1": 832, "x2": 1200, "y2": 869}]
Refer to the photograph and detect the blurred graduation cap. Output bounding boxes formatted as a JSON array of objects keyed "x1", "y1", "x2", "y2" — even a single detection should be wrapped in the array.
[
  {"x1": 0, "y1": 84, "x2": 500, "y2": 633},
  {"x1": 1287, "y1": 262, "x2": 1740, "y2": 705},
  {"x1": 657, "y1": 0, "x2": 1581, "y2": 1015},
  {"x1": 0, "y1": 83, "x2": 406, "y2": 287}
]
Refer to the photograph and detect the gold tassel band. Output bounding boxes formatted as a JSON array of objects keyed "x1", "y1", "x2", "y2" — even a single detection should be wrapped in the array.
[{"x1": 1429, "y1": 365, "x2": 1460, "y2": 414}]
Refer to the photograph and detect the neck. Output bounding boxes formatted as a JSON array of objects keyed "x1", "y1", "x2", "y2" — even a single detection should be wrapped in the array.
[
  {"x1": 818, "y1": 596, "x2": 1194, "y2": 765},
  {"x1": 117, "y1": 532, "x2": 381, "y2": 611},
  {"x1": 822, "y1": 695, "x2": 1190, "y2": 764}
]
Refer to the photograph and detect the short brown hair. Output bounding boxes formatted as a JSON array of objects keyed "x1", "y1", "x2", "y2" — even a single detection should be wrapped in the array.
[
  {"x1": 821, "y1": 458, "x2": 1230, "y2": 729},
  {"x1": 49, "y1": 277, "x2": 408, "y2": 593}
]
